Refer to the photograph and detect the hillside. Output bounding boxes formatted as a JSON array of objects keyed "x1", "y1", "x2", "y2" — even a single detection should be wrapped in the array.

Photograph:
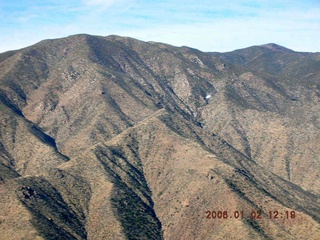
[{"x1": 0, "y1": 34, "x2": 319, "y2": 239}]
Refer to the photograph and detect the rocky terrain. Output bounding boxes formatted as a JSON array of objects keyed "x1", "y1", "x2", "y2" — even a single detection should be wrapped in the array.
[{"x1": 0, "y1": 34, "x2": 319, "y2": 239}]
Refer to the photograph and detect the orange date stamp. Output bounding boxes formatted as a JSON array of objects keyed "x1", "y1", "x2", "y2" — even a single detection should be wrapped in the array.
[{"x1": 205, "y1": 210, "x2": 296, "y2": 220}]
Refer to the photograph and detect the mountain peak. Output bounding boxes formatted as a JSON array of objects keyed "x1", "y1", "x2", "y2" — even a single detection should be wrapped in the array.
[
  {"x1": 0, "y1": 34, "x2": 319, "y2": 240},
  {"x1": 260, "y1": 43, "x2": 294, "y2": 52}
]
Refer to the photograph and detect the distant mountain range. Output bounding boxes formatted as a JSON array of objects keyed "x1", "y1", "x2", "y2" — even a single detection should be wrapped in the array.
[{"x1": 0, "y1": 34, "x2": 319, "y2": 239}]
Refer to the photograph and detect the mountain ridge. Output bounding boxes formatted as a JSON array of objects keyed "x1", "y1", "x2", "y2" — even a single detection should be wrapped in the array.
[
  {"x1": 2, "y1": 34, "x2": 317, "y2": 56},
  {"x1": 0, "y1": 34, "x2": 319, "y2": 239}
]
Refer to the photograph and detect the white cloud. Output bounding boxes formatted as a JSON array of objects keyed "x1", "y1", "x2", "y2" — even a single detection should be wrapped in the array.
[
  {"x1": 0, "y1": 0, "x2": 319, "y2": 53},
  {"x1": 82, "y1": 0, "x2": 118, "y2": 8},
  {"x1": 114, "y1": 8, "x2": 320, "y2": 53}
]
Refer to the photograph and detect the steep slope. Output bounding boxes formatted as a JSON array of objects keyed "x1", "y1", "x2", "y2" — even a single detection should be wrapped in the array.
[
  {"x1": 0, "y1": 34, "x2": 319, "y2": 239},
  {"x1": 208, "y1": 45, "x2": 320, "y2": 194}
]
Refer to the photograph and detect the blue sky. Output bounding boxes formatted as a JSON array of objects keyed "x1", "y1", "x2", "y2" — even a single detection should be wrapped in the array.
[{"x1": 0, "y1": 0, "x2": 319, "y2": 53}]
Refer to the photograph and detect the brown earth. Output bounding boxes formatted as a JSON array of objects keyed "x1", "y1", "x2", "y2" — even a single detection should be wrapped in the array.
[{"x1": 0, "y1": 34, "x2": 319, "y2": 239}]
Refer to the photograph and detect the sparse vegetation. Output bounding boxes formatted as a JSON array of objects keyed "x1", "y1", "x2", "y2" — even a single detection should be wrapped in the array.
[{"x1": 0, "y1": 35, "x2": 319, "y2": 239}]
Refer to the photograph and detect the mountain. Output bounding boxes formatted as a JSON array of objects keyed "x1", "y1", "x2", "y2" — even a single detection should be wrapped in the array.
[{"x1": 0, "y1": 34, "x2": 319, "y2": 240}]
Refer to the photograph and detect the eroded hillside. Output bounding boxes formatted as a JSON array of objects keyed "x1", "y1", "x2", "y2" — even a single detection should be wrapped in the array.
[{"x1": 0, "y1": 34, "x2": 319, "y2": 239}]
